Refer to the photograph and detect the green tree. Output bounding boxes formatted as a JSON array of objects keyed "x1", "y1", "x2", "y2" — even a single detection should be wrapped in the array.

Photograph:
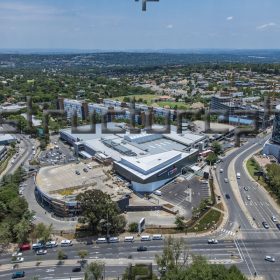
[
  {"x1": 57, "y1": 249, "x2": 67, "y2": 264},
  {"x1": 34, "y1": 223, "x2": 53, "y2": 243},
  {"x1": 122, "y1": 264, "x2": 157, "y2": 280},
  {"x1": 84, "y1": 261, "x2": 105, "y2": 280},
  {"x1": 128, "y1": 222, "x2": 138, "y2": 233},
  {"x1": 211, "y1": 141, "x2": 222, "y2": 155},
  {"x1": 206, "y1": 152, "x2": 217, "y2": 165},
  {"x1": 0, "y1": 222, "x2": 12, "y2": 251},
  {"x1": 175, "y1": 216, "x2": 185, "y2": 231},
  {"x1": 155, "y1": 237, "x2": 190, "y2": 276},
  {"x1": 14, "y1": 218, "x2": 31, "y2": 244},
  {"x1": 78, "y1": 249, "x2": 88, "y2": 262},
  {"x1": 77, "y1": 190, "x2": 126, "y2": 235}
]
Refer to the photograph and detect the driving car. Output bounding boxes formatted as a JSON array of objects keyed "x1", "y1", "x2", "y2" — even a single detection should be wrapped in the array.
[
  {"x1": 12, "y1": 252, "x2": 23, "y2": 257},
  {"x1": 36, "y1": 249, "x2": 47, "y2": 255},
  {"x1": 224, "y1": 178, "x2": 228, "y2": 183},
  {"x1": 11, "y1": 271, "x2": 25, "y2": 278},
  {"x1": 11, "y1": 257, "x2": 24, "y2": 263},
  {"x1": 137, "y1": 246, "x2": 148, "y2": 252},
  {"x1": 225, "y1": 194, "x2": 230, "y2": 199},
  {"x1": 265, "y1": 256, "x2": 275, "y2": 262},
  {"x1": 208, "y1": 239, "x2": 218, "y2": 244},
  {"x1": 72, "y1": 266, "x2": 82, "y2": 272},
  {"x1": 262, "y1": 221, "x2": 269, "y2": 229}
]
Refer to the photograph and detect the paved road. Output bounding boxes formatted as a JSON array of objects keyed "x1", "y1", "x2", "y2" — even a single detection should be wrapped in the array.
[{"x1": 0, "y1": 238, "x2": 279, "y2": 279}]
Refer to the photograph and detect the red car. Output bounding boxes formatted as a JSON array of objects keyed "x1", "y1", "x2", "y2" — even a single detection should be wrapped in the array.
[{"x1": 19, "y1": 243, "x2": 31, "y2": 251}]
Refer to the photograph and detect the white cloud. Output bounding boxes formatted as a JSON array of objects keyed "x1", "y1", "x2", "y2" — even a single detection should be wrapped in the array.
[
  {"x1": 166, "y1": 24, "x2": 173, "y2": 29},
  {"x1": 226, "y1": 16, "x2": 233, "y2": 21},
  {"x1": 257, "y1": 22, "x2": 277, "y2": 30}
]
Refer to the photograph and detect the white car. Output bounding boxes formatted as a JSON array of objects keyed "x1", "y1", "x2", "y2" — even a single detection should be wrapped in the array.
[
  {"x1": 11, "y1": 257, "x2": 24, "y2": 263},
  {"x1": 265, "y1": 256, "x2": 275, "y2": 262},
  {"x1": 87, "y1": 165, "x2": 92, "y2": 169},
  {"x1": 12, "y1": 252, "x2": 22, "y2": 257},
  {"x1": 208, "y1": 239, "x2": 218, "y2": 244},
  {"x1": 36, "y1": 249, "x2": 47, "y2": 255},
  {"x1": 272, "y1": 216, "x2": 277, "y2": 222},
  {"x1": 246, "y1": 196, "x2": 251, "y2": 201}
]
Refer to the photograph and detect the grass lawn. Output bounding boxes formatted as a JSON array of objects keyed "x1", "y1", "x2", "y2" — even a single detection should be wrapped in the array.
[
  {"x1": 246, "y1": 158, "x2": 267, "y2": 187},
  {"x1": 190, "y1": 209, "x2": 221, "y2": 232},
  {"x1": 246, "y1": 158, "x2": 280, "y2": 205},
  {"x1": 114, "y1": 95, "x2": 189, "y2": 109}
]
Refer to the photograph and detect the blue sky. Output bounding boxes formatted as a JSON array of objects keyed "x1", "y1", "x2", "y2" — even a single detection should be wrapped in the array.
[{"x1": 0, "y1": 0, "x2": 280, "y2": 50}]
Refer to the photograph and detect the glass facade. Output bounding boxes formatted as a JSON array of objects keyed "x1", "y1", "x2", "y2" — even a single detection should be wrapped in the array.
[{"x1": 272, "y1": 112, "x2": 280, "y2": 145}]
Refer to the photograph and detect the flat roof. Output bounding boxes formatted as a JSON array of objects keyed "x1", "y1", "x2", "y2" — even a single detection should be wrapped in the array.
[
  {"x1": 0, "y1": 134, "x2": 16, "y2": 142},
  {"x1": 115, "y1": 149, "x2": 198, "y2": 180},
  {"x1": 35, "y1": 162, "x2": 128, "y2": 201},
  {"x1": 121, "y1": 150, "x2": 182, "y2": 175}
]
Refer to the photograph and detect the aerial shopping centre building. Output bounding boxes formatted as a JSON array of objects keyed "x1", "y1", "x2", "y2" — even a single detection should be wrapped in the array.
[{"x1": 60, "y1": 123, "x2": 208, "y2": 192}]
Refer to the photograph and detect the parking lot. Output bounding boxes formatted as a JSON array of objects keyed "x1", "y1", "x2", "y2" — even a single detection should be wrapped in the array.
[
  {"x1": 158, "y1": 176, "x2": 210, "y2": 219},
  {"x1": 38, "y1": 136, "x2": 76, "y2": 166}
]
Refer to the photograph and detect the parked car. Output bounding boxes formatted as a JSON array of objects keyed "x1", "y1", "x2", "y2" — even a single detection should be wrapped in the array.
[
  {"x1": 11, "y1": 271, "x2": 25, "y2": 278},
  {"x1": 244, "y1": 186, "x2": 249, "y2": 191},
  {"x1": 265, "y1": 256, "x2": 275, "y2": 262},
  {"x1": 60, "y1": 240, "x2": 72, "y2": 247},
  {"x1": 85, "y1": 240, "x2": 93, "y2": 245},
  {"x1": 75, "y1": 170, "x2": 80, "y2": 175},
  {"x1": 32, "y1": 243, "x2": 44, "y2": 250},
  {"x1": 262, "y1": 222, "x2": 269, "y2": 229},
  {"x1": 271, "y1": 216, "x2": 277, "y2": 222},
  {"x1": 276, "y1": 223, "x2": 280, "y2": 230},
  {"x1": 83, "y1": 168, "x2": 88, "y2": 172},
  {"x1": 45, "y1": 241, "x2": 58, "y2": 248},
  {"x1": 19, "y1": 243, "x2": 31, "y2": 251},
  {"x1": 225, "y1": 194, "x2": 230, "y2": 199},
  {"x1": 137, "y1": 246, "x2": 148, "y2": 252}
]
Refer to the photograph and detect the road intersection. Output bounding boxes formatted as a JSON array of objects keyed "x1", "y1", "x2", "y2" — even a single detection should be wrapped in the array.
[{"x1": 1, "y1": 134, "x2": 280, "y2": 279}]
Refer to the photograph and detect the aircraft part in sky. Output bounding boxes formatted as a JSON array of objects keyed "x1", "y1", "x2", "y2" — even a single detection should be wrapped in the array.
[{"x1": 135, "y1": 0, "x2": 160, "y2": 11}]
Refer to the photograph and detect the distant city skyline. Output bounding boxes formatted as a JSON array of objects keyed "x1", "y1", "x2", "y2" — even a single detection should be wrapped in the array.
[{"x1": 0, "y1": 0, "x2": 280, "y2": 50}]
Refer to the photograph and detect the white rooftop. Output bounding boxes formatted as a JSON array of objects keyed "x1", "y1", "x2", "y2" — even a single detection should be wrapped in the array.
[{"x1": 116, "y1": 149, "x2": 198, "y2": 180}]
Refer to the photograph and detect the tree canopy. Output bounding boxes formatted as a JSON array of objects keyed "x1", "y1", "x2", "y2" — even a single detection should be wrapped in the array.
[{"x1": 77, "y1": 189, "x2": 126, "y2": 235}]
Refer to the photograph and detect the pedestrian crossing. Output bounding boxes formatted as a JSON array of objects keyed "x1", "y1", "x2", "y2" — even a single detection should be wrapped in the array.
[{"x1": 220, "y1": 228, "x2": 236, "y2": 237}]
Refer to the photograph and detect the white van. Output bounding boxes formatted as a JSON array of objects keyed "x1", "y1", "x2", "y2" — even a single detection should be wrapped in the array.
[
  {"x1": 96, "y1": 238, "x2": 107, "y2": 244},
  {"x1": 152, "y1": 234, "x2": 163, "y2": 240},
  {"x1": 124, "y1": 236, "x2": 134, "y2": 242},
  {"x1": 236, "y1": 172, "x2": 241, "y2": 179},
  {"x1": 154, "y1": 190, "x2": 162, "y2": 196},
  {"x1": 60, "y1": 240, "x2": 72, "y2": 247},
  {"x1": 141, "y1": 235, "x2": 151, "y2": 241}
]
